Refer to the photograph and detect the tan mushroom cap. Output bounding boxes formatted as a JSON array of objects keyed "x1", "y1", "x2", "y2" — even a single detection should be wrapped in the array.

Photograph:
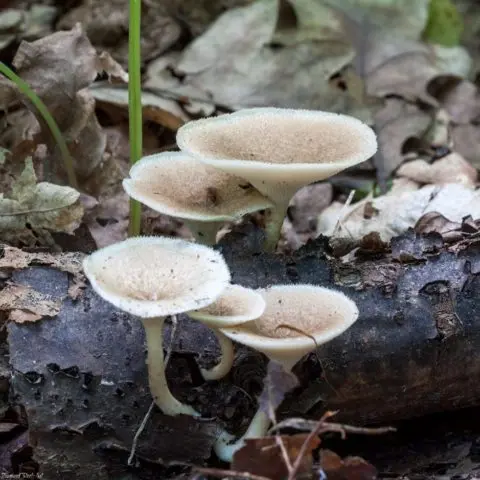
[
  {"x1": 82, "y1": 236, "x2": 231, "y2": 318},
  {"x1": 189, "y1": 284, "x2": 266, "y2": 328},
  {"x1": 220, "y1": 284, "x2": 359, "y2": 370},
  {"x1": 177, "y1": 108, "x2": 378, "y2": 206},
  {"x1": 123, "y1": 151, "x2": 273, "y2": 222}
]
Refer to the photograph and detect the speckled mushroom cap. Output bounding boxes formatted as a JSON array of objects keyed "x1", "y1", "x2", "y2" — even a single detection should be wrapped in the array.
[
  {"x1": 189, "y1": 284, "x2": 266, "y2": 328},
  {"x1": 177, "y1": 108, "x2": 377, "y2": 207},
  {"x1": 123, "y1": 151, "x2": 273, "y2": 221},
  {"x1": 220, "y1": 284, "x2": 359, "y2": 370},
  {"x1": 82, "y1": 236, "x2": 231, "y2": 318}
]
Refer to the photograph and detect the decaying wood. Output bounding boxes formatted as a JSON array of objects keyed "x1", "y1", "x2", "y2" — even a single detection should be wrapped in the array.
[{"x1": 3, "y1": 225, "x2": 480, "y2": 478}]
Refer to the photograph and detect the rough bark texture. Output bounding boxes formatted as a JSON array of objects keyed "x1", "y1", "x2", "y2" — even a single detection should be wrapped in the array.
[{"x1": 5, "y1": 225, "x2": 480, "y2": 478}]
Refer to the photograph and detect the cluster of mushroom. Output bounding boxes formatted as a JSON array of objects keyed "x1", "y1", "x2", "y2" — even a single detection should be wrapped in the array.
[
  {"x1": 83, "y1": 238, "x2": 359, "y2": 460},
  {"x1": 83, "y1": 107, "x2": 377, "y2": 462},
  {"x1": 125, "y1": 107, "x2": 377, "y2": 251}
]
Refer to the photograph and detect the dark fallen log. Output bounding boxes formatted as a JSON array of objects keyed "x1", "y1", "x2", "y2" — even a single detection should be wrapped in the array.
[{"x1": 5, "y1": 226, "x2": 480, "y2": 478}]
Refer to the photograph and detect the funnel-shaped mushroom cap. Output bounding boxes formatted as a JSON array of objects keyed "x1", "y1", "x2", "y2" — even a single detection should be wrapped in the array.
[
  {"x1": 83, "y1": 236, "x2": 231, "y2": 318},
  {"x1": 189, "y1": 284, "x2": 266, "y2": 328},
  {"x1": 220, "y1": 284, "x2": 359, "y2": 371},
  {"x1": 177, "y1": 108, "x2": 377, "y2": 206},
  {"x1": 123, "y1": 152, "x2": 273, "y2": 222}
]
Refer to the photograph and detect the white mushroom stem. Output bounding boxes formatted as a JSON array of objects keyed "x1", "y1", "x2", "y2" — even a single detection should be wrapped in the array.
[
  {"x1": 142, "y1": 317, "x2": 199, "y2": 416},
  {"x1": 213, "y1": 362, "x2": 293, "y2": 462},
  {"x1": 214, "y1": 408, "x2": 270, "y2": 462},
  {"x1": 200, "y1": 328, "x2": 235, "y2": 381},
  {"x1": 263, "y1": 205, "x2": 288, "y2": 252},
  {"x1": 183, "y1": 219, "x2": 222, "y2": 245}
]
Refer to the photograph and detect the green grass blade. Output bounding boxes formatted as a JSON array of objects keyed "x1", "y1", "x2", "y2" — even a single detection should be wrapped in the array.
[
  {"x1": 128, "y1": 0, "x2": 143, "y2": 237},
  {"x1": 0, "y1": 62, "x2": 78, "y2": 189}
]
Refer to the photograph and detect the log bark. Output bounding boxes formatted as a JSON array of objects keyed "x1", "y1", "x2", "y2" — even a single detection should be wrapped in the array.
[{"x1": 4, "y1": 225, "x2": 480, "y2": 478}]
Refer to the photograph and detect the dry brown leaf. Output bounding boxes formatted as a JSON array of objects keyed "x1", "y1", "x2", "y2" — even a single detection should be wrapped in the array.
[
  {"x1": 397, "y1": 153, "x2": 478, "y2": 187},
  {"x1": 317, "y1": 183, "x2": 480, "y2": 252},
  {"x1": 452, "y1": 124, "x2": 480, "y2": 169},
  {"x1": 0, "y1": 244, "x2": 85, "y2": 299},
  {"x1": 431, "y1": 79, "x2": 480, "y2": 125},
  {"x1": 89, "y1": 83, "x2": 188, "y2": 130},
  {"x1": 0, "y1": 283, "x2": 60, "y2": 323},
  {"x1": 375, "y1": 98, "x2": 432, "y2": 179},
  {"x1": 366, "y1": 40, "x2": 471, "y2": 104},
  {"x1": 2, "y1": 24, "x2": 108, "y2": 184},
  {"x1": 152, "y1": 0, "x2": 356, "y2": 111},
  {"x1": 320, "y1": 449, "x2": 377, "y2": 480},
  {"x1": 57, "y1": 0, "x2": 181, "y2": 66},
  {"x1": 0, "y1": 158, "x2": 83, "y2": 247},
  {"x1": 233, "y1": 434, "x2": 320, "y2": 479}
]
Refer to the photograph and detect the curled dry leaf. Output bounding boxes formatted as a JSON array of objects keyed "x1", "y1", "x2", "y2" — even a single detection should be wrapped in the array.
[
  {"x1": 258, "y1": 361, "x2": 299, "y2": 417},
  {"x1": 397, "y1": 152, "x2": 478, "y2": 187},
  {"x1": 0, "y1": 159, "x2": 83, "y2": 247},
  {"x1": 152, "y1": 0, "x2": 355, "y2": 111},
  {"x1": 1, "y1": 24, "x2": 117, "y2": 184},
  {"x1": 375, "y1": 98, "x2": 432, "y2": 181},
  {"x1": 89, "y1": 83, "x2": 188, "y2": 131},
  {"x1": 0, "y1": 283, "x2": 60, "y2": 323},
  {"x1": 317, "y1": 183, "x2": 480, "y2": 253},
  {"x1": 0, "y1": 244, "x2": 85, "y2": 299}
]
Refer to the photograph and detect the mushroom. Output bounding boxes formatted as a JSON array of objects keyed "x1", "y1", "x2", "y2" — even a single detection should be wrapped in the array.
[
  {"x1": 214, "y1": 284, "x2": 359, "y2": 461},
  {"x1": 122, "y1": 151, "x2": 273, "y2": 245},
  {"x1": 82, "y1": 236, "x2": 230, "y2": 416},
  {"x1": 189, "y1": 284, "x2": 266, "y2": 381},
  {"x1": 176, "y1": 108, "x2": 377, "y2": 250}
]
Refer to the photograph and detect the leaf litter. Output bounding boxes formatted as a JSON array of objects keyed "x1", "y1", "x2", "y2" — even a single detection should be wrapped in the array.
[{"x1": 2, "y1": 0, "x2": 480, "y2": 478}]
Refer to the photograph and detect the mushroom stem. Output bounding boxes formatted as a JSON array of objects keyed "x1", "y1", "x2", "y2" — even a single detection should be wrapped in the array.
[
  {"x1": 183, "y1": 219, "x2": 221, "y2": 245},
  {"x1": 142, "y1": 317, "x2": 199, "y2": 416},
  {"x1": 214, "y1": 408, "x2": 271, "y2": 462},
  {"x1": 213, "y1": 362, "x2": 293, "y2": 462},
  {"x1": 200, "y1": 328, "x2": 235, "y2": 381},
  {"x1": 264, "y1": 205, "x2": 288, "y2": 252}
]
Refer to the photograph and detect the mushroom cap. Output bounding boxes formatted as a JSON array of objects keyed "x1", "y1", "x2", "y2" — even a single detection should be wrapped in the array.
[
  {"x1": 83, "y1": 236, "x2": 231, "y2": 318},
  {"x1": 123, "y1": 151, "x2": 273, "y2": 222},
  {"x1": 188, "y1": 284, "x2": 266, "y2": 328},
  {"x1": 220, "y1": 284, "x2": 359, "y2": 370},
  {"x1": 177, "y1": 108, "x2": 377, "y2": 205}
]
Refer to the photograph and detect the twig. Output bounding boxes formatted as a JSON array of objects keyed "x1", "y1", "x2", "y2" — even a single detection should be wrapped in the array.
[
  {"x1": 193, "y1": 466, "x2": 272, "y2": 480},
  {"x1": 270, "y1": 417, "x2": 396, "y2": 437},
  {"x1": 267, "y1": 395, "x2": 293, "y2": 475},
  {"x1": 332, "y1": 189, "x2": 356, "y2": 236},
  {"x1": 287, "y1": 411, "x2": 337, "y2": 480},
  {"x1": 286, "y1": 412, "x2": 395, "y2": 480},
  {"x1": 127, "y1": 315, "x2": 179, "y2": 466}
]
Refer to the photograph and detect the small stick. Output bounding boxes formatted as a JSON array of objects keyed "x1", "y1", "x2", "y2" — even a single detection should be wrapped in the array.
[{"x1": 287, "y1": 412, "x2": 395, "y2": 480}]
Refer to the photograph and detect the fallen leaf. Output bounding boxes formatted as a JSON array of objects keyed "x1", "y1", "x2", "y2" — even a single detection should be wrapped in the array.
[
  {"x1": 258, "y1": 361, "x2": 299, "y2": 417},
  {"x1": 57, "y1": 0, "x2": 181, "y2": 66},
  {"x1": 2, "y1": 24, "x2": 109, "y2": 184},
  {"x1": 0, "y1": 283, "x2": 60, "y2": 323},
  {"x1": 452, "y1": 124, "x2": 480, "y2": 169},
  {"x1": 233, "y1": 434, "x2": 320, "y2": 480},
  {"x1": 152, "y1": 0, "x2": 355, "y2": 111},
  {"x1": 288, "y1": 183, "x2": 334, "y2": 233},
  {"x1": 396, "y1": 152, "x2": 477, "y2": 187},
  {"x1": 0, "y1": 244, "x2": 85, "y2": 299},
  {"x1": 318, "y1": 183, "x2": 480, "y2": 253},
  {"x1": 320, "y1": 449, "x2": 377, "y2": 480},
  {"x1": 375, "y1": 98, "x2": 432, "y2": 180},
  {"x1": 0, "y1": 159, "x2": 83, "y2": 247},
  {"x1": 90, "y1": 83, "x2": 188, "y2": 131}
]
